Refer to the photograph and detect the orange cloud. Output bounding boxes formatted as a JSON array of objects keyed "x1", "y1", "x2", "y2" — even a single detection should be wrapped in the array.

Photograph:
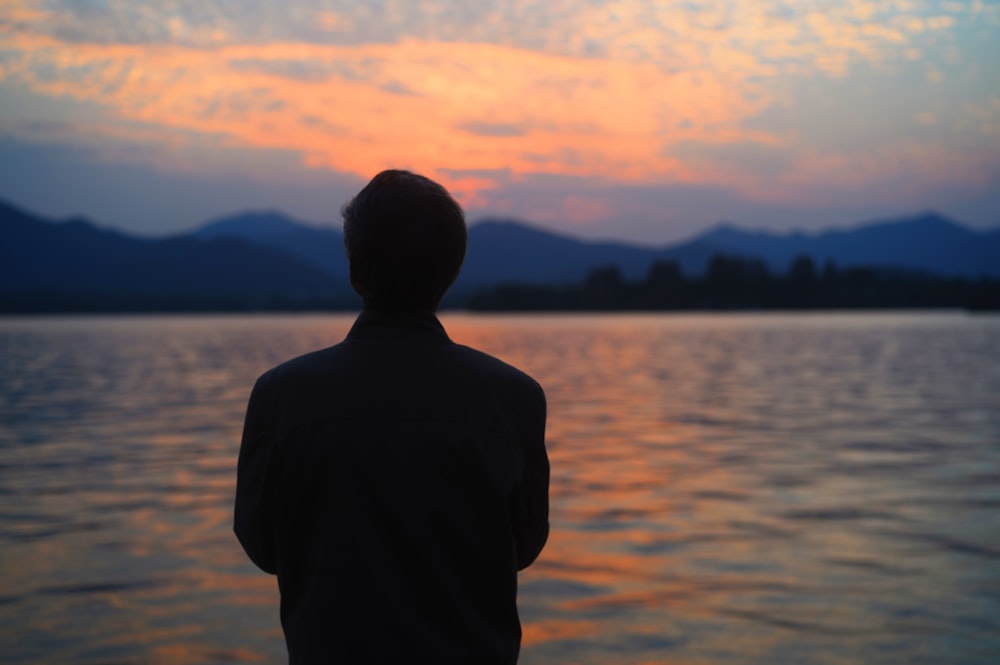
[
  {"x1": 0, "y1": 29, "x2": 776, "y2": 204},
  {"x1": 0, "y1": 0, "x2": 985, "y2": 226}
]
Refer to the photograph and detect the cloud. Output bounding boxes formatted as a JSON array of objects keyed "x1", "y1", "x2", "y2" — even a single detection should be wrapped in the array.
[
  {"x1": 457, "y1": 121, "x2": 528, "y2": 138},
  {"x1": 0, "y1": 31, "x2": 773, "y2": 199},
  {"x1": 961, "y1": 99, "x2": 1000, "y2": 136},
  {"x1": 0, "y1": 0, "x2": 991, "y2": 230}
]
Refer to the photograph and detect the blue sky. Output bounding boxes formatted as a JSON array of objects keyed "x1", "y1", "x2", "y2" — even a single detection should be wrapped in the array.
[{"x1": 1, "y1": 0, "x2": 998, "y2": 243}]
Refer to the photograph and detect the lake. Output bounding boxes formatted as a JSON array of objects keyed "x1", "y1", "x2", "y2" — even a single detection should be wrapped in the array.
[{"x1": 1, "y1": 312, "x2": 998, "y2": 664}]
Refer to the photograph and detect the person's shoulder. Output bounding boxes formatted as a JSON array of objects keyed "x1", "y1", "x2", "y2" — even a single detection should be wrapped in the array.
[
  {"x1": 254, "y1": 342, "x2": 346, "y2": 389},
  {"x1": 451, "y1": 343, "x2": 545, "y2": 398}
]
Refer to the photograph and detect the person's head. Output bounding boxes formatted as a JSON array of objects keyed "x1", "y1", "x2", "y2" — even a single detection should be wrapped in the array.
[{"x1": 342, "y1": 169, "x2": 467, "y2": 312}]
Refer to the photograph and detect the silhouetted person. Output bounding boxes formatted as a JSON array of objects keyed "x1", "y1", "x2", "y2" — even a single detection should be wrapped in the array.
[{"x1": 234, "y1": 170, "x2": 549, "y2": 664}]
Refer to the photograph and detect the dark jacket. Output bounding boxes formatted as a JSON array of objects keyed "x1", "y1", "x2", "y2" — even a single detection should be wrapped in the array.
[{"x1": 234, "y1": 310, "x2": 549, "y2": 664}]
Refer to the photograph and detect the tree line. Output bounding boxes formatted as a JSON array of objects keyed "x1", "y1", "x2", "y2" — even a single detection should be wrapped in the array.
[
  {"x1": 5, "y1": 254, "x2": 996, "y2": 313},
  {"x1": 465, "y1": 254, "x2": 1000, "y2": 311}
]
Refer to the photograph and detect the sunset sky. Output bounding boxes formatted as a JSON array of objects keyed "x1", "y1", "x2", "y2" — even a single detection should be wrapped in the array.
[{"x1": 1, "y1": 0, "x2": 998, "y2": 243}]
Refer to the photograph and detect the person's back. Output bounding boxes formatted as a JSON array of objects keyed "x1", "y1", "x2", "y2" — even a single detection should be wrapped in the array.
[{"x1": 234, "y1": 170, "x2": 549, "y2": 664}]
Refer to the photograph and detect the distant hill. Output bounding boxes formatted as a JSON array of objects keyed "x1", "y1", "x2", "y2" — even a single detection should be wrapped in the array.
[
  {"x1": 463, "y1": 213, "x2": 1000, "y2": 286},
  {"x1": 460, "y1": 220, "x2": 685, "y2": 288},
  {"x1": 1, "y1": 198, "x2": 997, "y2": 312},
  {"x1": 0, "y1": 201, "x2": 355, "y2": 312},
  {"x1": 680, "y1": 212, "x2": 1000, "y2": 278},
  {"x1": 197, "y1": 212, "x2": 999, "y2": 288},
  {"x1": 188, "y1": 214, "x2": 724, "y2": 290},
  {"x1": 193, "y1": 211, "x2": 349, "y2": 282}
]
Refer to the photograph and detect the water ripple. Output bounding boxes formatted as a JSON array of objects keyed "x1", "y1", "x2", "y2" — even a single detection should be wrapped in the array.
[{"x1": 1, "y1": 312, "x2": 998, "y2": 664}]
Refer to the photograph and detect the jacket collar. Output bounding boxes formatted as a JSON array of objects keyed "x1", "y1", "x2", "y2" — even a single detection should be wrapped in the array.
[{"x1": 345, "y1": 309, "x2": 451, "y2": 343}]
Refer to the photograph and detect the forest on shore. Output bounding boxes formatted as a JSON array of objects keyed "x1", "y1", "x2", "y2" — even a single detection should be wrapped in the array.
[
  {"x1": 4, "y1": 254, "x2": 998, "y2": 314},
  {"x1": 465, "y1": 254, "x2": 1000, "y2": 312}
]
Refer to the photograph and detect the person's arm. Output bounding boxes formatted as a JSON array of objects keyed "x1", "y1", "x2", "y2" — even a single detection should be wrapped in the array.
[
  {"x1": 514, "y1": 380, "x2": 550, "y2": 570},
  {"x1": 234, "y1": 371, "x2": 278, "y2": 574}
]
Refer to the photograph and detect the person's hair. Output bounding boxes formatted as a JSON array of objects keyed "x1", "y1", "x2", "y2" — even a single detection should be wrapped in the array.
[{"x1": 342, "y1": 169, "x2": 467, "y2": 312}]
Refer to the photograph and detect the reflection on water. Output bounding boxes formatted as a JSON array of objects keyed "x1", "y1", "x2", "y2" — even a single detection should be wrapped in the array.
[{"x1": 1, "y1": 313, "x2": 998, "y2": 664}]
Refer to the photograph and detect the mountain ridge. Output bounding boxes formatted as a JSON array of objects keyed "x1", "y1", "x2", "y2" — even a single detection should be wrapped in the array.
[
  {"x1": 188, "y1": 207, "x2": 1000, "y2": 282},
  {"x1": 0, "y1": 200, "x2": 356, "y2": 311},
  {"x1": 1, "y1": 198, "x2": 997, "y2": 312},
  {"x1": 193, "y1": 209, "x2": 350, "y2": 281}
]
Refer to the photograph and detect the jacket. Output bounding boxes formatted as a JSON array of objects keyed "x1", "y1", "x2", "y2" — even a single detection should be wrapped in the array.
[{"x1": 234, "y1": 310, "x2": 549, "y2": 664}]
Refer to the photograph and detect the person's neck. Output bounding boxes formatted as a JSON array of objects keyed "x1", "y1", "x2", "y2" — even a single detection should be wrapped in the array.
[{"x1": 362, "y1": 305, "x2": 437, "y2": 318}]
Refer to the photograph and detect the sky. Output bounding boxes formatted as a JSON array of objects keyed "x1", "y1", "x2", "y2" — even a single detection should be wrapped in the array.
[{"x1": 0, "y1": 0, "x2": 998, "y2": 244}]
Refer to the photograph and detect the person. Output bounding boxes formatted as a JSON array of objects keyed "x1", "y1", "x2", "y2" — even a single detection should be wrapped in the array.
[{"x1": 234, "y1": 169, "x2": 550, "y2": 664}]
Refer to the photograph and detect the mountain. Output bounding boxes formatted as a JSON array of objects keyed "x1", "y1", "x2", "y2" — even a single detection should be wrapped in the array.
[
  {"x1": 193, "y1": 211, "x2": 349, "y2": 281},
  {"x1": 188, "y1": 214, "x2": 717, "y2": 290},
  {"x1": 681, "y1": 212, "x2": 1000, "y2": 278},
  {"x1": 196, "y1": 212, "x2": 999, "y2": 290},
  {"x1": 2, "y1": 198, "x2": 997, "y2": 312},
  {"x1": 465, "y1": 213, "x2": 1000, "y2": 285},
  {"x1": 0, "y1": 201, "x2": 355, "y2": 311},
  {"x1": 190, "y1": 213, "x2": 667, "y2": 286},
  {"x1": 459, "y1": 220, "x2": 683, "y2": 287}
]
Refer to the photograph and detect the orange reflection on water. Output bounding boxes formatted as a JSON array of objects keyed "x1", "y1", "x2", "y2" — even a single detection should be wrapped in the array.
[
  {"x1": 148, "y1": 644, "x2": 266, "y2": 663},
  {"x1": 448, "y1": 315, "x2": 817, "y2": 659},
  {"x1": 6, "y1": 314, "x2": 999, "y2": 664},
  {"x1": 521, "y1": 618, "x2": 602, "y2": 647}
]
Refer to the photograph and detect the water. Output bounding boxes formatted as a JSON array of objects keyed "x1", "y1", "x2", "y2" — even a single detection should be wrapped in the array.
[{"x1": 1, "y1": 312, "x2": 998, "y2": 664}]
